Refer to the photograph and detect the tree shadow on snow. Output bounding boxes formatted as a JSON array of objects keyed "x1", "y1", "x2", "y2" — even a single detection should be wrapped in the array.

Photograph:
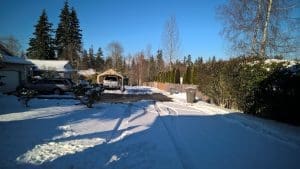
[{"x1": 1, "y1": 100, "x2": 299, "y2": 169}]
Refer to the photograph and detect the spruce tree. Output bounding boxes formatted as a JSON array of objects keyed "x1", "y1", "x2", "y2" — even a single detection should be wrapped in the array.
[
  {"x1": 69, "y1": 7, "x2": 82, "y2": 65},
  {"x1": 175, "y1": 68, "x2": 180, "y2": 84},
  {"x1": 88, "y1": 47, "x2": 95, "y2": 69},
  {"x1": 27, "y1": 10, "x2": 55, "y2": 60},
  {"x1": 95, "y1": 47, "x2": 104, "y2": 71},
  {"x1": 156, "y1": 50, "x2": 164, "y2": 72},
  {"x1": 55, "y1": 1, "x2": 82, "y2": 67},
  {"x1": 148, "y1": 55, "x2": 156, "y2": 81},
  {"x1": 79, "y1": 50, "x2": 89, "y2": 70},
  {"x1": 55, "y1": 1, "x2": 70, "y2": 59},
  {"x1": 184, "y1": 66, "x2": 192, "y2": 84}
]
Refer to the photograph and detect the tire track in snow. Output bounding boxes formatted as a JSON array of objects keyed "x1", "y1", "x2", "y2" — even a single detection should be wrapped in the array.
[{"x1": 154, "y1": 102, "x2": 195, "y2": 169}]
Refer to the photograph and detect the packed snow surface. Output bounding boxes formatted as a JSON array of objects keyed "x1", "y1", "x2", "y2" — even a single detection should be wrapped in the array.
[{"x1": 1, "y1": 87, "x2": 300, "y2": 169}]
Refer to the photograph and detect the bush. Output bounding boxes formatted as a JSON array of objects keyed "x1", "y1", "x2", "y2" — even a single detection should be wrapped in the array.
[
  {"x1": 196, "y1": 56, "x2": 300, "y2": 125},
  {"x1": 153, "y1": 56, "x2": 300, "y2": 125},
  {"x1": 245, "y1": 65, "x2": 300, "y2": 125}
]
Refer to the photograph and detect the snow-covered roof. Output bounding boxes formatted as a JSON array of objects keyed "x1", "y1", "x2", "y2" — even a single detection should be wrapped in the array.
[
  {"x1": 78, "y1": 69, "x2": 96, "y2": 76},
  {"x1": 28, "y1": 59, "x2": 75, "y2": 72},
  {"x1": 98, "y1": 69, "x2": 123, "y2": 78},
  {"x1": 0, "y1": 54, "x2": 33, "y2": 65}
]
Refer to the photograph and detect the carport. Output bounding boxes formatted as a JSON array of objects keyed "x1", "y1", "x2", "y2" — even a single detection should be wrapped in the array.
[{"x1": 96, "y1": 69, "x2": 124, "y2": 90}]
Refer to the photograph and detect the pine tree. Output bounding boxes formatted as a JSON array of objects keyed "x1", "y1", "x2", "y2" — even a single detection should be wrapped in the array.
[
  {"x1": 148, "y1": 55, "x2": 156, "y2": 81},
  {"x1": 69, "y1": 7, "x2": 82, "y2": 65},
  {"x1": 55, "y1": 1, "x2": 82, "y2": 67},
  {"x1": 186, "y1": 54, "x2": 192, "y2": 66},
  {"x1": 88, "y1": 47, "x2": 95, "y2": 69},
  {"x1": 156, "y1": 50, "x2": 164, "y2": 72},
  {"x1": 55, "y1": 1, "x2": 70, "y2": 59},
  {"x1": 79, "y1": 50, "x2": 88, "y2": 70},
  {"x1": 184, "y1": 66, "x2": 192, "y2": 84},
  {"x1": 69, "y1": 8, "x2": 82, "y2": 51},
  {"x1": 27, "y1": 10, "x2": 55, "y2": 60},
  {"x1": 95, "y1": 47, "x2": 104, "y2": 72},
  {"x1": 175, "y1": 68, "x2": 180, "y2": 84}
]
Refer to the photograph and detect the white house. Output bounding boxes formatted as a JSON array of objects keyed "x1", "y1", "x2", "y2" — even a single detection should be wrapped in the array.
[
  {"x1": 28, "y1": 59, "x2": 76, "y2": 79},
  {"x1": 0, "y1": 44, "x2": 33, "y2": 93}
]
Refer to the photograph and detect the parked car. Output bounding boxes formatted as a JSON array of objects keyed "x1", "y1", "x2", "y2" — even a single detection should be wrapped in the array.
[
  {"x1": 103, "y1": 76, "x2": 121, "y2": 90},
  {"x1": 22, "y1": 78, "x2": 74, "y2": 95}
]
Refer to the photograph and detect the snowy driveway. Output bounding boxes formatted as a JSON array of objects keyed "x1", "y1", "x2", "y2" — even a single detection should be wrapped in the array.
[{"x1": 1, "y1": 89, "x2": 300, "y2": 169}]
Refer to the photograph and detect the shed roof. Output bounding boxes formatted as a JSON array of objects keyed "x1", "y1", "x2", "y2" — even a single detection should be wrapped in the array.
[{"x1": 98, "y1": 69, "x2": 123, "y2": 78}]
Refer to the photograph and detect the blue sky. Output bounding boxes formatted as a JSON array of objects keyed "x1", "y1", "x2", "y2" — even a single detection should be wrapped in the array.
[{"x1": 0, "y1": 0, "x2": 227, "y2": 60}]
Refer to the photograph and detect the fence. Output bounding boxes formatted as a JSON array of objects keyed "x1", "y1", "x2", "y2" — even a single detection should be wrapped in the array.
[{"x1": 143, "y1": 82, "x2": 210, "y2": 102}]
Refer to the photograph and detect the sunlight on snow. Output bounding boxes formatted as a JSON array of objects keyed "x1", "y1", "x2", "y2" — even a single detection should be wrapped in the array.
[
  {"x1": 0, "y1": 106, "x2": 84, "y2": 122},
  {"x1": 106, "y1": 155, "x2": 120, "y2": 165},
  {"x1": 52, "y1": 125, "x2": 77, "y2": 140},
  {"x1": 16, "y1": 138, "x2": 105, "y2": 165},
  {"x1": 109, "y1": 130, "x2": 133, "y2": 144}
]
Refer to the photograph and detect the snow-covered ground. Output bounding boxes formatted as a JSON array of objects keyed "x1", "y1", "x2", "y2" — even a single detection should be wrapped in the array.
[
  {"x1": 104, "y1": 85, "x2": 156, "y2": 95},
  {"x1": 1, "y1": 87, "x2": 300, "y2": 169}
]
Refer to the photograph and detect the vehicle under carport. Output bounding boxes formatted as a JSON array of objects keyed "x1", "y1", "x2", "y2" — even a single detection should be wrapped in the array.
[{"x1": 96, "y1": 69, "x2": 124, "y2": 91}]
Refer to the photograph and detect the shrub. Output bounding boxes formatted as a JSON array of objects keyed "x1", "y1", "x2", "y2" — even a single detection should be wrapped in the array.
[{"x1": 245, "y1": 65, "x2": 300, "y2": 125}]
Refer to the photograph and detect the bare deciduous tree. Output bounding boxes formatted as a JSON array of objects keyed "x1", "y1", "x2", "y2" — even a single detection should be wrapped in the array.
[
  {"x1": 218, "y1": 0, "x2": 299, "y2": 58},
  {"x1": 107, "y1": 41, "x2": 124, "y2": 71},
  {"x1": 0, "y1": 35, "x2": 22, "y2": 56},
  {"x1": 162, "y1": 16, "x2": 180, "y2": 70}
]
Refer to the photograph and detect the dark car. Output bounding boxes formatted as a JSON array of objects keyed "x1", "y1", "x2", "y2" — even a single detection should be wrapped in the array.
[{"x1": 24, "y1": 78, "x2": 74, "y2": 95}]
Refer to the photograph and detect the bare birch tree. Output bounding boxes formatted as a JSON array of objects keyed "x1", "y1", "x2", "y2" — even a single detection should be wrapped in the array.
[
  {"x1": 162, "y1": 16, "x2": 180, "y2": 70},
  {"x1": 218, "y1": 0, "x2": 299, "y2": 58}
]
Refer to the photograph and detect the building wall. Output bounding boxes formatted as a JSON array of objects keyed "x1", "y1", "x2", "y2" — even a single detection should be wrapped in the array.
[{"x1": 0, "y1": 63, "x2": 29, "y2": 93}]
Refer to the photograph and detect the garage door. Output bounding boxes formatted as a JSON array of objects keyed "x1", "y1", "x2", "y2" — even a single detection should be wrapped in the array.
[{"x1": 0, "y1": 71, "x2": 20, "y2": 93}]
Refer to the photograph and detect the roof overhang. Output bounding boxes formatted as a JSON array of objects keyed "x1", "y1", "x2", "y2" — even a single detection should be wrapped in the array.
[{"x1": 97, "y1": 69, "x2": 123, "y2": 78}]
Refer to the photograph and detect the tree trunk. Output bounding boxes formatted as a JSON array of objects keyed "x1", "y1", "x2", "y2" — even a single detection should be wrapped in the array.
[
  {"x1": 251, "y1": 0, "x2": 262, "y2": 55},
  {"x1": 260, "y1": 0, "x2": 273, "y2": 57}
]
